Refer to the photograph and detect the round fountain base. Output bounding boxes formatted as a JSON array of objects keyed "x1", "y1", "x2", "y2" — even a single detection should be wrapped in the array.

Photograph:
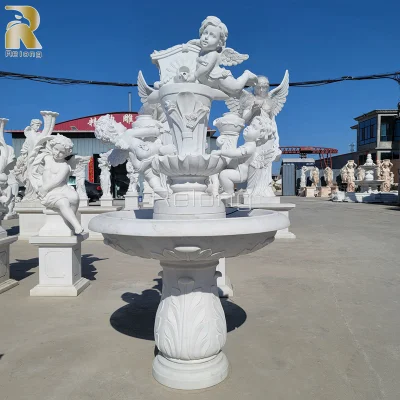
[{"x1": 152, "y1": 351, "x2": 229, "y2": 390}]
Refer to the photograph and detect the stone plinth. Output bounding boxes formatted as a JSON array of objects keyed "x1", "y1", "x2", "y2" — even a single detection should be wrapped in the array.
[
  {"x1": 100, "y1": 198, "x2": 113, "y2": 207},
  {"x1": 216, "y1": 258, "x2": 233, "y2": 298},
  {"x1": 241, "y1": 194, "x2": 281, "y2": 205},
  {"x1": 78, "y1": 206, "x2": 122, "y2": 240},
  {"x1": 305, "y1": 187, "x2": 316, "y2": 197},
  {"x1": 29, "y1": 211, "x2": 89, "y2": 297},
  {"x1": 0, "y1": 231, "x2": 18, "y2": 294},
  {"x1": 319, "y1": 187, "x2": 331, "y2": 198},
  {"x1": 79, "y1": 199, "x2": 89, "y2": 208},
  {"x1": 15, "y1": 201, "x2": 45, "y2": 240},
  {"x1": 124, "y1": 192, "x2": 139, "y2": 210}
]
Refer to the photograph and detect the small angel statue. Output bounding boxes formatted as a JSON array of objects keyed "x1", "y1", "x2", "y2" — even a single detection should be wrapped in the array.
[
  {"x1": 28, "y1": 134, "x2": 84, "y2": 234},
  {"x1": 187, "y1": 16, "x2": 258, "y2": 96},
  {"x1": 356, "y1": 166, "x2": 365, "y2": 181},
  {"x1": 212, "y1": 116, "x2": 268, "y2": 195},
  {"x1": 94, "y1": 114, "x2": 176, "y2": 198}
]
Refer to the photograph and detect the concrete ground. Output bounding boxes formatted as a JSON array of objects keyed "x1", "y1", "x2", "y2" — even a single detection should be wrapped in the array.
[{"x1": 0, "y1": 197, "x2": 399, "y2": 400}]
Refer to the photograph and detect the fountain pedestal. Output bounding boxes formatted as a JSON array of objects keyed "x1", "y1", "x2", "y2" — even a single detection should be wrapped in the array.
[{"x1": 153, "y1": 258, "x2": 228, "y2": 389}]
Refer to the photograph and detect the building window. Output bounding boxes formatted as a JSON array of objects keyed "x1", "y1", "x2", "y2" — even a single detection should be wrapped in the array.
[
  {"x1": 358, "y1": 117, "x2": 377, "y2": 146},
  {"x1": 380, "y1": 152, "x2": 392, "y2": 160},
  {"x1": 394, "y1": 119, "x2": 400, "y2": 141},
  {"x1": 380, "y1": 116, "x2": 394, "y2": 142}
]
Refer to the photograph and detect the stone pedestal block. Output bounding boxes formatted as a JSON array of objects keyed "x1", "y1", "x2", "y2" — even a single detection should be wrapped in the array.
[
  {"x1": 0, "y1": 232, "x2": 18, "y2": 294},
  {"x1": 29, "y1": 212, "x2": 89, "y2": 297},
  {"x1": 319, "y1": 187, "x2": 331, "y2": 197},
  {"x1": 305, "y1": 187, "x2": 316, "y2": 197},
  {"x1": 15, "y1": 201, "x2": 46, "y2": 240},
  {"x1": 100, "y1": 198, "x2": 113, "y2": 207},
  {"x1": 124, "y1": 192, "x2": 139, "y2": 210}
]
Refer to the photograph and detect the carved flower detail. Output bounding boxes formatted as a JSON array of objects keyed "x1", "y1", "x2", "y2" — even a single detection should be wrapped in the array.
[{"x1": 151, "y1": 246, "x2": 224, "y2": 261}]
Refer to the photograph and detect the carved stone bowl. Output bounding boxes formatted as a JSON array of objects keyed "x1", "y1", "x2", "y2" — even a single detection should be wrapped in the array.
[{"x1": 89, "y1": 208, "x2": 289, "y2": 261}]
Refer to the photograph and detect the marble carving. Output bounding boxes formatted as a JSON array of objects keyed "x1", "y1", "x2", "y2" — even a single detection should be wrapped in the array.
[
  {"x1": 89, "y1": 16, "x2": 290, "y2": 391},
  {"x1": 324, "y1": 167, "x2": 333, "y2": 187}
]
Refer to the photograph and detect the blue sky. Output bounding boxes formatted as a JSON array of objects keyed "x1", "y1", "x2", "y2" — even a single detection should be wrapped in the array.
[{"x1": 1, "y1": 0, "x2": 399, "y2": 167}]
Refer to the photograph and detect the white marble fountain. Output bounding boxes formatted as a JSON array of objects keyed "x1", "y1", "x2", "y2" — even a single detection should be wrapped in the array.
[{"x1": 89, "y1": 16, "x2": 289, "y2": 390}]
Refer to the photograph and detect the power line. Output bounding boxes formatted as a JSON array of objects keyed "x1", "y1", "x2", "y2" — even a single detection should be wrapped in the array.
[{"x1": 0, "y1": 69, "x2": 399, "y2": 88}]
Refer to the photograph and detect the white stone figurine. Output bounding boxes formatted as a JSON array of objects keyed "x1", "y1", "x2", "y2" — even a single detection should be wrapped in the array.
[
  {"x1": 324, "y1": 167, "x2": 333, "y2": 187},
  {"x1": 186, "y1": 16, "x2": 258, "y2": 96},
  {"x1": 94, "y1": 114, "x2": 176, "y2": 198},
  {"x1": 212, "y1": 116, "x2": 268, "y2": 195},
  {"x1": 27, "y1": 134, "x2": 84, "y2": 234},
  {"x1": 300, "y1": 166, "x2": 308, "y2": 188},
  {"x1": 0, "y1": 118, "x2": 17, "y2": 219},
  {"x1": 99, "y1": 151, "x2": 112, "y2": 199},
  {"x1": 356, "y1": 166, "x2": 365, "y2": 181},
  {"x1": 342, "y1": 160, "x2": 357, "y2": 192},
  {"x1": 13, "y1": 111, "x2": 59, "y2": 201},
  {"x1": 126, "y1": 160, "x2": 139, "y2": 194},
  {"x1": 69, "y1": 155, "x2": 91, "y2": 206},
  {"x1": 379, "y1": 159, "x2": 393, "y2": 192},
  {"x1": 225, "y1": 72, "x2": 289, "y2": 200},
  {"x1": 310, "y1": 166, "x2": 320, "y2": 187}
]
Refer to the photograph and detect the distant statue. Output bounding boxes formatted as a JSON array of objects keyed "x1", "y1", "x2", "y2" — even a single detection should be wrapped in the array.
[
  {"x1": 126, "y1": 159, "x2": 139, "y2": 194},
  {"x1": 342, "y1": 160, "x2": 357, "y2": 192},
  {"x1": 356, "y1": 166, "x2": 365, "y2": 181},
  {"x1": 379, "y1": 159, "x2": 393, "y2": 192},
  {"x1": 300, "y1": 166, "x2": 308, "y2": 188},
  {"x1": 99, "y1": 151, "x2": 112, "y2": 199},
  {"x1": 324, "y1": 167, "x2": 333, "y2": 187},
  {"x1": 310, "y1": 167, "x2": 319, "y2": 187},
  {"x1": 28, "y1": 134, "x2": 83, "y2": 234}
]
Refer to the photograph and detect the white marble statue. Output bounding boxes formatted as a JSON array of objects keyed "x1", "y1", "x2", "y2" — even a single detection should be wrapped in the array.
[
  {"x1": 0, "y1": 118, "x2": 17, "y2": 219},
  {"x1": 27, "y1": 134, "x2": 83, "y2": 234},
  {"x1": 225, "y1": 72, "x2": 289, "y2": 200},
  {"x1": 356, "y1": 166, "x2": 365, "y2": 181},
  {"x1": 94, "y1": 114, "x2": 176, "y2": 198},
  {"x1": 310, "y1": 166, "x2": 320, "y2": 187},
  {"x1": 99, "y1": 151, "x2": 112, "y2": 199},
  {"x1": 69, "y1": 155, "x2": 91, "y2": 203},
  {"x1": 212, "y1": 116, "x2": 268, "y2": 196},
  {"x1": 300, "y1": 166, "x2": 308, "y2": 188},
  {"x1": 324, "y1": 166, "x2": 333, "y2": 187},
  {"x1": 185, "y1": 16, "x2": 258, "y2": 96},
  {"x1": 126, "y1": 159, "x2": 139, "y2": 194},
  {"x1": 14, "y1": 111, "x2": 58, "y2": 202}
]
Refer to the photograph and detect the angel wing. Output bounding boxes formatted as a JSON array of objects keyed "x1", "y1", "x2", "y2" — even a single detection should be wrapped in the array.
[
  {"x1": 219, "y1": 48, "x2": 249, "y2": 67},
  {"x1": 137, "y1": 70, "x2": 154, "y2": 104},
  {"x1": 0, "y1": 118, "x2": 15, "y2": 174},
  {"x1": 268, "y1": 70, "x2": 289, "y2": 118},
  {"x1": 225, "y1": 89, "x2": 254, "y2": 116}
]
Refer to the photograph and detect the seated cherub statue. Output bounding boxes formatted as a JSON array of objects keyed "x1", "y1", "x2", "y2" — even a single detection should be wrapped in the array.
[
  {"x1": 28, "y1": 134, "x2": 84, "y2": 234},
  {"x1": 95, "y1": 114, "x2": 176, "y2": 198},
  {"x1": 188, "y1": 16, "x2": 258, "y2": 96},
  {"x1": 212, "y1": 116, "x2": 268, "y2": 195}
]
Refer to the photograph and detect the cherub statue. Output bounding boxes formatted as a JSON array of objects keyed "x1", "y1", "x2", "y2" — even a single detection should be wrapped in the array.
[
  {"x1": 94, "y1": 114, "x2": 176, "y2": 198},
  {"x1": 310, "y1": 167, "x2": 320, "y2": 187},
  {"x1": 187, "y1": 16, "x2": 258, "y2": 96},
  {"x1": 356, "y1": 166, "x2": 365, "y2": 181},
  {"x1": 28, "y1": 134, "x2": 84, "y2": 234},
  {"x1": 99, "y1": 151, "x2": 112, "y2": 199},
  {"x1": 324, "y1": 167, "x2": 333, "y2": 186},
  {"x1": 14, "y1": 111, "x2": 59, "y2": 201},
  {"x1": 212, "y1": 116, "x2": 267, "y2": 195}
]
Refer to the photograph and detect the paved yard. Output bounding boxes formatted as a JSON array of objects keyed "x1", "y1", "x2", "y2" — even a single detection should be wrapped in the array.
[{"x1": 0, "y1": 197, "x2": 399, "y2": 400}]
